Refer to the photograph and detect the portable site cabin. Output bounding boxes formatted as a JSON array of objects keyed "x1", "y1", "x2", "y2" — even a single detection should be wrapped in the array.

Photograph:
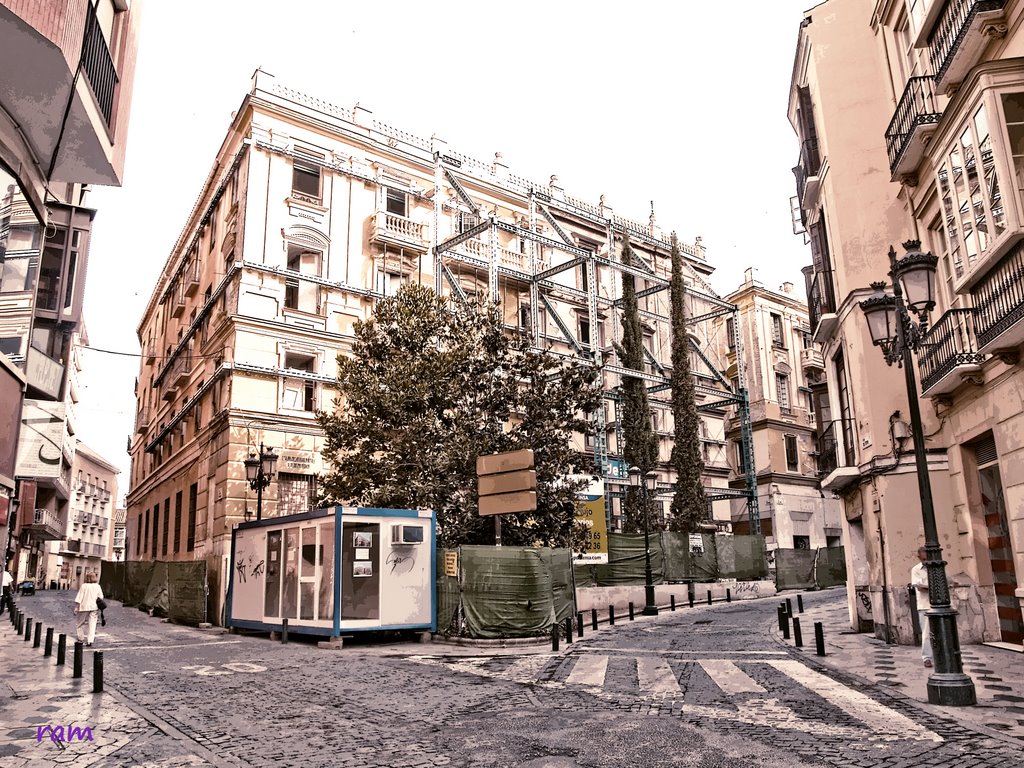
[{"x1": 227, "y1": 506, "x2": 436, "y2": 637}]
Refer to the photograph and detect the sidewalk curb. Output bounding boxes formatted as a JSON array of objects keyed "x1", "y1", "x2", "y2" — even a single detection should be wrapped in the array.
[{"x1": 767, "y1": 612, "x2": 1024, "y2": 748}]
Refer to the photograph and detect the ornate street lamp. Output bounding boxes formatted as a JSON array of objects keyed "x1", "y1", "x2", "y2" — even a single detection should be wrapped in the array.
[
  {"x1": 628, "y1": 465, "x2": 659, "y2": 616},
  {"x1": 859, "y1": 241, "x2": 975, "y2": 707},
  {"x1": 244, "y1": 443, "x2": 278, "y2": 522}
]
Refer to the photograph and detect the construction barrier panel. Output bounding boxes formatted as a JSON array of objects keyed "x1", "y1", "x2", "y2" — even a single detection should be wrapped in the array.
[
  {"x1": 775, "y1": 548, "x2": 817, "y2": 590},
  {"x1": 437, "y1": 550, "x2": 461, "y2": 635},
  {"x1": 719, "y1": 535, "x2": 769, "y2": 581},
  {"x1": 99, "y1": 560, "x2": 207, "y2": 626},
  {"x1": 813, "y1": 546, "x2": 847, "y2": 589},
  {"x1": 589, "y1": 534, "x2": 666, "y2": 586},
  {"x1": 442, "y1": 546, "x2": 575, "y2": 639}
]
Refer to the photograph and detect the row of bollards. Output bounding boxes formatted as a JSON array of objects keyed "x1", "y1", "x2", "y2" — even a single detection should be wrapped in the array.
[
  {"x1": 6, "y1": 601, "x2": 104, "y2": 691},
  {"x1": 549, "y1": 587, "x2": 745, "y2": 651},
  {"x1": 778, "y1": 594, "x2": 825, "y2": 657}
]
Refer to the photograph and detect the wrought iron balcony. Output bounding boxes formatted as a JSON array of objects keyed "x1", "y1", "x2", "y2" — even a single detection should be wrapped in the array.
[
  {"x1": 971, "y1": 239, "x2": 1024, "y2": 353},
  {"x1": 171, "y1": 353, "x2": 191, "y2": 387},
  {"x1": 82, "y1": 1, "x2": 118, "y2": 127},
  {"x1": 929, "y1": 0, "x2": 1007, "y2": 92},
  {"x1": 807, "y1": 269, "x2": 838, "y2": 341},
  {"x1": 918, "y1": 308, "x2": 986, "y2": 395},
  {"x1": 793, "y1": 138, "x2": 822, "y2": 216},
  {"x1": 885, "y1": 76, "x2": 942, "y2": 177},
  {"x1": 816, "y1": 419, "x2": 860, "y2": 492}
]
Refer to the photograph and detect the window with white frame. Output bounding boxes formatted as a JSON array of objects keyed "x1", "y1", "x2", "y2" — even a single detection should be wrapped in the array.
[
  {"x1": 292, "y1": 150, "x2": 323, "y2": 202},
  {"x1": 282, "y1": 351, "x2": 317, "y2": 412},
  {"x1": 284, "y1": 245, "x2": 322, "y2": 314},
  {"x1": 938, "y1": 101, "x2": 1007, "y2": 281},
  {"x1": 385, "y1": 187, "x2": 407, "y2": 217},
  {"x1": 776, "y1": 372, "x2": 790, "y2": 409}
]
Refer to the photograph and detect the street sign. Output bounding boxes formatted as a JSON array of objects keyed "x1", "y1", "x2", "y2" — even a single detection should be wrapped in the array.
[
  {"x1": 476, "y1": 449, "x2": 534, "y2": 476},
  {"x1": 478, "y1": 470, "x2": 536, "y2": 496},
  {"x1": 443, "y1": 550, "x2": 459, "y2": 577},
  {"x1": 479, "y1": 490, "x2": 538, "y2": 517},
  {"x1": 574, "y1": 476, "x2": 608, "y2": 564},
  {"x1": 477, "y1": 449, "x2": 538, "y2": 519}
]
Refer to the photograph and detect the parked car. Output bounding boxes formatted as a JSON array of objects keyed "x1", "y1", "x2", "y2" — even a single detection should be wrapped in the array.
[{"x1": 18, "y1": 580, "x2": 35, "y2": 596}]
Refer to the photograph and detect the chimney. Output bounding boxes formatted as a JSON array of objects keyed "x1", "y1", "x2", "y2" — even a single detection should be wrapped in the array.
[
  {"x1": 781, "y1": 281, "x2": 794, "y2": 294},
  {"x1": 493, "y1": 152, "x2": 507, "y2": 179}
]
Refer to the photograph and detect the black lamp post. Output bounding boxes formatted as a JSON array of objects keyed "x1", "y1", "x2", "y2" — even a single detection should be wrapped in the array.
[
  {"x1": 243, "y1": 443, "x2": 278, "y2": 522},
  {"x1": 628, "y1": 466, "x2": 659, "y2": 616},
  {"x1": 859, "y1": 240, "x2": 976, "y2": 707}
]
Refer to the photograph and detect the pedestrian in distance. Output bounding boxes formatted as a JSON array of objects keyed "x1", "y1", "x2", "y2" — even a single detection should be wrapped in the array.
[
  {"x1": 0, "y1": 567, "x2": 13, "y2": 615},
  {"x1": 73, "y1": 572, "x2": 105, "y2": 646},
  {"x1": 911, "y1": 546, "x2": 933, "y2": 668}
]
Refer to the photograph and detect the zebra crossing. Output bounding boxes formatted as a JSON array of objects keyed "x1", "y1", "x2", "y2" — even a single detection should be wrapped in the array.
[{"x1": 407, "y1": 651, "x2": 942, "y2": 743}]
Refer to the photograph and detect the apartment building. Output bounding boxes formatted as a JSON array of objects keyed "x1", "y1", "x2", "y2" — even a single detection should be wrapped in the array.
[
  {"x1": 128, "y1": 70, "x2": 751, "y2": 621},
  {"x1": 791, "y1": 0, "x2": 1022, "y2": 647},
  {"x1": 0, "y1": 0, "x2": 142, "y2": 583},
  {"x1": 721, "y1": 269, "x2": 844, "y2": 551}
]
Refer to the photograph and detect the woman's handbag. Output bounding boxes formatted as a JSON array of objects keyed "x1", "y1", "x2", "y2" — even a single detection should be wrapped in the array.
[{"x1": 96, "y1": 597, "x2": 107, "y2": 611}]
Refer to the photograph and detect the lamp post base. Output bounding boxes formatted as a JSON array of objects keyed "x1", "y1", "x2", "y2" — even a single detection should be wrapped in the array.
[
  {"x1": 643, "y1": 585, "x2": 658, "y2": 615},
  {"x1": 927, "y1": 673, "x2": 977, "y2": 706}
]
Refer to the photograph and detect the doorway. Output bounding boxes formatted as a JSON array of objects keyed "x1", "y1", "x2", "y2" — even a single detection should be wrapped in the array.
[{"x1": 978, "y1": 461, "x2": 1022, "y2": 644}]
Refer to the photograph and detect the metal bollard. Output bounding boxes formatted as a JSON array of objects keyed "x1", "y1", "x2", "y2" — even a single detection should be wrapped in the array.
[
  {"x1": 726, "y1": 588, "x2": 732, "y2": 603},
  {"x1": 793, "y1": 617, "x2": 803, "y2": 648},
  {"x1": 33, "y1": 621, "x2": 41, "y2": 648},
  {"x1": 281, "y1": 618, "x2": 288, "y2": 644},
  {"x1": 576, "y1": 612, "x2": 584, "y2": 639},
  {"x1": 797, "y1": 594, "x2": 805, "y2": 613},
  {"x1": 551, "y1": 623, "x2": 560, "y2": 652},
  {"x1": 688, "y1": 591, "x2": 694, "y2": 609},
  {"x1": 628, "y1": 602, "x2": 635, "y2": 621},
  {"x1": 24, "y1": 616, "x2": 32, "y2": 641},
  {"x1": 93, "y1": 652, "x2": 103, "y2": 693},
  {"x1": 778, "y1": 605, "x2": 790, "y2": 640},
  {"x1": 591, "y1": 608, "x2": 598, "y2": 631},
  {"x1": 671, "y1": 595, "x2": 676, "y2": 611},
  {"x1": 73, "y1": 642, "x2": 83, "y2": 678},
  {"x1": 707, "y1": 590, "x2": 713, "y2": 606},
  {"x1": 609, "y1": 605, "x2": 615, "y2": 626},
  {"x1": 57, "y1": 634, "x2": 66, "y2": 665},
  {"x1": 786, "y1": 597, "x2": 794, "y2": 617},
  {"x1": 564, "y1": 616, "x2": 573, "y2": 644},
  {"x1": 44, "y1": 627, "x2": 53, "y2": 657},
  {"x1": 814, "y1": 622, "x2": 826, "y2": 656}
]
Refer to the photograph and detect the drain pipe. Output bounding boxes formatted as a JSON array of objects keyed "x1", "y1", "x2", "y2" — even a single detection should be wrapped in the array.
[{"x1": 877, "y1": 516, "x2": 894, "y2": 644}]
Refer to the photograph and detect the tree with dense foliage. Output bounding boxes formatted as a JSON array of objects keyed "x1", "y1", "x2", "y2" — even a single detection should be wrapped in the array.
[
  {"x1": 668, "y1": 233, "x2": 708, "y2": 533},
  {"x1": 317, "y1": 283, "x2": 601, "y2": 549},
  {"x1": 614, "y1": 235, "x2": 659, "y2": 533}
]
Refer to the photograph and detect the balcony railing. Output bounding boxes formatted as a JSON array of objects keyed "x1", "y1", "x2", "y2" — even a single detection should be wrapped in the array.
[
  {"x1": 972, "y1": 240, "x2": 1024, "y2": 351},
  {"x1": 801, "y1": 347, "x2": 825, "y2": 377},
  {"x1": 807, "y1": 270, "x2": 837, "y2": 336},
  {"x1": 171, "y1": 353, "x2": 191, "y2": 387},
  {"x1": 82, "y1": 1, "x2": 118, "y2": 127},
  {"x1": 27, "y1": 508, "x2": 64, "y2": 540},
  {"x1": 64, "y1": 538, "x2": 82, "y2": 553},
  {"x1": 369, "y1": 211, "x2": 428, "y2": 251},
  {"x1": 918, "y1": 308, "x2": 986, "y2": 394},
  {"x1": 793, "y1": 138, "x2": 822, "y2": 214},
  {"x1": 885, "y1": 76, "x2": 942, "y2": 176},
  {"x1": 929, "y1": 0, "x2": 1007, "y2": 87},
  {"x1": 816, "y1": 421, "x2": 840, "y2": 478}
]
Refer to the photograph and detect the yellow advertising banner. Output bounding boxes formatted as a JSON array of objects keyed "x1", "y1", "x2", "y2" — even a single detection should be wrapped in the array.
[{"x1": 574, "y1": 477, "x2": 608, "y2": 564}]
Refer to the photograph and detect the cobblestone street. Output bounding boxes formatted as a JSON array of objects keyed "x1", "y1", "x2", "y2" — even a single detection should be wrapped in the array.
[{"x1": 2, "y1": 588, "x2": 1021, "y2": 767}]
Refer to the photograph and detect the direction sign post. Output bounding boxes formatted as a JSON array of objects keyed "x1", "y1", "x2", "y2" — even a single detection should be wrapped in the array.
[{"x1": 477, "y1": 449, "x2": 537, "y2": 547}]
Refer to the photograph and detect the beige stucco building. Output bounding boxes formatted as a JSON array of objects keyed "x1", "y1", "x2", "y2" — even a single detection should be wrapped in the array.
[
  {"x1": 722, "y1": 269, "x2": 844, "y2": 553},
  {"x1": 127, "y1": 71, "x2": 755, "y2": 622},
  {"x1": 791, "y1": 0, "x2": 1023, "y2": 648}
]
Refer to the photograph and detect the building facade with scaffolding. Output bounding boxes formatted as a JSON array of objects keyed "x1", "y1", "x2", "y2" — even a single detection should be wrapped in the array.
[{"x1": 126, "y1": 70, "x2": 757, "y2": 622}]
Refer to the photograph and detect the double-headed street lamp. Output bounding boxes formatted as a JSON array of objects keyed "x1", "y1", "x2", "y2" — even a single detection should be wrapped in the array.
[
  {"x1": 628, "y1": 466, "x2": 659, "y2": 616},
  {"x1": 244, "y1": 443, "x2": 278, "y2": 522},
  {"x1": 859, "y1": 240, "x2": 976, "y2": 707}
]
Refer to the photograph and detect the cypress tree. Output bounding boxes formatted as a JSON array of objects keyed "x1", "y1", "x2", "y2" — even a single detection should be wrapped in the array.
[
  {"x1": 668, "y1": 233, "x2": 708, "y2": 533},
  {"x1": 614, "y1": 235, "x2": 659, "y2": 533}
]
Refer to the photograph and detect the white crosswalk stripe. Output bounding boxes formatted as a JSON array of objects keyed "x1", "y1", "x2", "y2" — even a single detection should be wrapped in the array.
[
  {"x1": 565, "y1": 654, "x2": 608, "y2": 687},
  {"x1": 636, "y1": 657, "x2": 681, "y2": 695},
  {"x1": 699, "y1": 659, "x2": 766, "y2": 694}
]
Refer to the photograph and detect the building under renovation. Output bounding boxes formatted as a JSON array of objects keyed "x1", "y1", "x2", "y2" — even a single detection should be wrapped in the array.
[{"x1": 127, "y1": 70, "x2": 756, "y2": 620}]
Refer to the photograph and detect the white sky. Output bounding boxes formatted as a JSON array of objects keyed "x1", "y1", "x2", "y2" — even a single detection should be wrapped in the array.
[{"x1": 78, "y1": 0, "x2": 816, "y2": 496}]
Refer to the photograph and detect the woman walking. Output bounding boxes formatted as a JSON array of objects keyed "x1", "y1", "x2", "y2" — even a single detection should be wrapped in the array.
[{"x1": 73, "y1": 573, "x2": 104, "y2": 646}]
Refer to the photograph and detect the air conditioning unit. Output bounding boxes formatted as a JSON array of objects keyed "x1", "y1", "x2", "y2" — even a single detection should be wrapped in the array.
[{"x1": 390, "y1": 524, "x2": 424, "y2": 545}]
